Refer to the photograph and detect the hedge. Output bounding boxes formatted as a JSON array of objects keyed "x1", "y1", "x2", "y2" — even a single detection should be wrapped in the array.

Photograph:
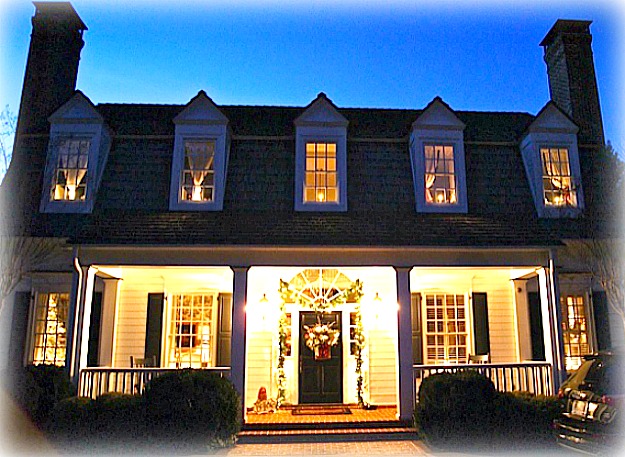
[
  {"x1": 414, "y1": 371, "x2": 560, "y2": 452},
  {"x1": 144, "y1": 369, "x2": 241, "y2": 449}
]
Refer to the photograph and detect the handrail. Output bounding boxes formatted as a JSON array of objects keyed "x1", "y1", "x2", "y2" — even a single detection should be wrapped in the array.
[
  {"x1": 412, "y1": 361, "x2": 554, "y2": 401},
  {"x1": 78, "y1": 367, "x2": 231, "y2": 398}
]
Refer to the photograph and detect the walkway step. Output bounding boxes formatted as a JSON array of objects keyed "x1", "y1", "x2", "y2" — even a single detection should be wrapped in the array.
[
  {"x1": 242, "y1": 419, "x2": 407, "y2": 431},
  {"x1": 238, "y1": 421, "x2": 418, "y2": 444}
]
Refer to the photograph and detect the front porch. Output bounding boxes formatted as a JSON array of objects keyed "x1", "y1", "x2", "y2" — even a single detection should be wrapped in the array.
[{"x1": 58, "y1": 258, "x2": 565, "y2": 423}]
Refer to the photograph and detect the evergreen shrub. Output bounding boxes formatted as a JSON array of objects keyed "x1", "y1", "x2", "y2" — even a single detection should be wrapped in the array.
[{"x1": 144, "y1": 370, "x2": 241, "y2": 449}]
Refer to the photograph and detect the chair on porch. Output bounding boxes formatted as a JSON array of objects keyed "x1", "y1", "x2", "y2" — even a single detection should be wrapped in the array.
[
  {"x1": 468, "y1": 354, "x2": 490, "y2": 364},
  {"x1": 130, "y1": 355, "x2": 157, "y2": 368}
]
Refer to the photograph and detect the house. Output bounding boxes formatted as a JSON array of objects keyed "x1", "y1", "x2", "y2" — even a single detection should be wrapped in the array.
[{"x1": 0, "y1": 2, "x2": 618, "y2": 423}]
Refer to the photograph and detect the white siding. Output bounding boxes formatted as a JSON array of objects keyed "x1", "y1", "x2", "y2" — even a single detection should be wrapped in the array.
[
  {"x1": 113, "y1": 278, "x2": 164, "y2": 367},
  {"x1": 245, "y1": 331, "x2": 274, "y2": 408},
  {"x1": 368, "y1": 329, "x2": 397, "y2": 405}
]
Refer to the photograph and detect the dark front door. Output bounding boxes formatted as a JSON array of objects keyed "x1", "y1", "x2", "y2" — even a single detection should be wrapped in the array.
[{"x1": 299, "y1": 311, "x2": 343, "y2": 404}]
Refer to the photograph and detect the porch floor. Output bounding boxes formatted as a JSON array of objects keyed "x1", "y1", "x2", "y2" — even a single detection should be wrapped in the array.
[{"x1": 245, "y1": 405, "x2": 398, "y2": 425}]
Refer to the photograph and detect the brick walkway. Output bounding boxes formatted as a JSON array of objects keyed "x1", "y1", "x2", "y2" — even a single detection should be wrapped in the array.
[{"x1": 214, "y1": 439, "x2": 428, "y2": 456}]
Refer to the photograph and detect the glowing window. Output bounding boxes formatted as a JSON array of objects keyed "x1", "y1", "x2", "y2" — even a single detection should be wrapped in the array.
[
  {"x1": 181, "y1": 140, "x2": 215, "y2": 202},
  {"x1": 32, "y1": 293, "x2": 69, "y2": 366},
  {"x1": 303, "y1": 142, "x2": 338, "y2": 203},
  {"x1": 541, "y1": 147, "x2": 577, "y2": 207},
  {"x1": 168, "y1": 293, "x2": 216, "y2": 368},
  {"x1": 561, "y1": 295, "x2": 590, "y2": 371},
  {"x1": 423, "y1": 293, "x2": 467, "y2": 364},
  {"x1": 50, "y1": 139, "x2": 90, "y2": 201},
  {"x1": 424, "y1": 145, "x2": 457, "y2": 205}
]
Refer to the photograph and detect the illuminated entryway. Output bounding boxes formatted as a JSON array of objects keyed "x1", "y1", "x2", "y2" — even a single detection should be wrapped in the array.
[{"x1": 245, "y1": 267, "x2": 399, "y2": 411}]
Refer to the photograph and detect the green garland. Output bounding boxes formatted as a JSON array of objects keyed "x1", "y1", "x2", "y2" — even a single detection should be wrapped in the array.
[
  {"x1": 276, "y1": 278, "x2": 365, "y2": 408},
  {"x1": 353, "y1": 304, "x2": 366, "y2": 407}
]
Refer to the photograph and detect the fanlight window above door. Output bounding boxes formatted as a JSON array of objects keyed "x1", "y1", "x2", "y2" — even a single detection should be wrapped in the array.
[{"x1": 288, "y1": 269, "x2": 356, "y2": 310}]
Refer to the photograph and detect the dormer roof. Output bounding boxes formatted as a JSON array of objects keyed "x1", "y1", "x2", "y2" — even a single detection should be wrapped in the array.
[
  {"x1": 412, "y1": 96, "x2": 465, "y2": 131},
  {"x1": 294, "y1": 92, "x2": 349, "y2": 127},
  {"x1": 48, "y1": 91, "x2": 104, "y2": 123},
  {"x1": 174, "y1": 90, "x2": 229, "y2": 125},
  {"x1": 523, "y1": 101, "x2": 579, "y2": 135}
]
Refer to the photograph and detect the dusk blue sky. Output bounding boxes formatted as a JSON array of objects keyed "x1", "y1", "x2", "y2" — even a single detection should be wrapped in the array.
[{"x1": 1, "y1": 0, "x2": 623, "y2": 155}]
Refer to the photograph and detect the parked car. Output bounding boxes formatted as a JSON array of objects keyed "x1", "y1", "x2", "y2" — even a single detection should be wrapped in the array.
[{"x1": 553, "y1": 351, "x2": 624, "y2": 454}]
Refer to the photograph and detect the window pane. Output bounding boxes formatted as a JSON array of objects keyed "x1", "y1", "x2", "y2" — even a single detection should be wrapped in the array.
[
  {"x1": 168, "y1": 293, "x2": 215, "y2": 368},
  {"x1": 32, "y1": 293, "x2": 69, "y2": 366},
  {"x1": 303, "y1": 142, "x2": 339, "y2": 205},
  {"x1": 424, "y1": 144, "x2": 456, "y2": 205},
  {"x1": 541, "y1": 147, "x2": 577, "y2": 207},
  {"x1": 181, "y1": 140, "x2": 215, "y2": 202}
]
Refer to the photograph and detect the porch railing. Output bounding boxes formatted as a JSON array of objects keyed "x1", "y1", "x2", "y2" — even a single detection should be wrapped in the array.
[
  {"x1": 78, "y1": 367, "x2": 231, "y2": 398},
  {"x1": 413, "y1": 362, "x2": 554, "y2": 402}
]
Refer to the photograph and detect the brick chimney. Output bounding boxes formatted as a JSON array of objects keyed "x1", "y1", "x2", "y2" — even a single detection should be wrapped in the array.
[
  {"x1": 16, "y1": 2, "x2": 87, "y2": 136},
  {"x1": 540, "y1": 20, "x2": 605, "y2": 146}
]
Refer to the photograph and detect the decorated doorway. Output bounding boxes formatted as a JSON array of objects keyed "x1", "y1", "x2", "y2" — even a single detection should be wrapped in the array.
[{"x1": 299, "y1": 311, "x2": 343, "y2": 403}]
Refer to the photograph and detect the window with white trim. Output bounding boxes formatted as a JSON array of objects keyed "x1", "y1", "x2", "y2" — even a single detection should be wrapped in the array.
[
  {"x1": 410, "y1": 97, "x2": 467, "y2": 213},
  {"x1": 520, "y1": 102, "x2": 584, "y2": 218},
  {"x1": 169, "y1": 92, "x2": 229, "y2": 211},
  {"x1": 560, "y1": 294, "x2": 590, "y2": 371},
  {"x1": 32, "y1": 293, "x2": 69, "y2": 366},
  {"x1": 424, "y1": 144, "x2": 457, "y2": 205},
  {"x1": 541, "y1": 147, "x2": 578, "y2": 207},
  {"x1": 180, "y1": 140, "x2": 216, "y2": 202},
  {"x1": 40, "y1": 92, "x2": 111, "y2": 214},
  {"x1": 304, "y1": 142, "x2": 338, "y2": 203},
  {"x1": 294, "y1": 93, "x2": 348, "y2": 212},
  {"x1": 422, "y1": 293, "x2": 468, "y2": 364},
  {"x1": 166, "y1": 293, "x2": 217, "y2": 368}
]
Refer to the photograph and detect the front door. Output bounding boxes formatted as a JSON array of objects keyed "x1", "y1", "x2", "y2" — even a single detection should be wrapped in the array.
[{"x1": 299, "y1": 311, "x2": 343, "y2": 404}]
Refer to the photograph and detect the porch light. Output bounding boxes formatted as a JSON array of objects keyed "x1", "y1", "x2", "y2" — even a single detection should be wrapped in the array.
[
  {"x1": 260, "y1": 294, "x2": 269, "y2": 304},
  {"x1": 373, "y1": 292, "x2": 382, "y2": 303}
]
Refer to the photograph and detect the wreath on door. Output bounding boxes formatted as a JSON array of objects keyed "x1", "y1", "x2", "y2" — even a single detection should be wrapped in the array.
[{"x1": 303, "y1": 317, "x2": 340, "y2": 360}]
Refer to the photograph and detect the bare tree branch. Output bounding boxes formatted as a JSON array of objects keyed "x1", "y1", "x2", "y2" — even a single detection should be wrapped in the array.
[
  {"x1": 566, "y1": 239, "x2": 625, "y2": 341},
  {"x1": 0, "y1": 105, "x2": 17, "y2": 183},
  {"x1": 0, "y1": 236, "x2": 66, "y2": 313}
]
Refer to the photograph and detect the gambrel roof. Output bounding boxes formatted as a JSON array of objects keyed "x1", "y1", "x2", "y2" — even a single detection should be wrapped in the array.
[{"x1": 10, "y1": 98, "x2": 608, "y2": 247}]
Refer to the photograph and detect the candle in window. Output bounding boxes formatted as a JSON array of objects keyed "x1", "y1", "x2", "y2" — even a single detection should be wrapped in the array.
[
  {"x1": 317, "y1": 190, "x2": 326, "y2": 202},
  {"x1": 192, "y1": 186, "x2": 203, "y2": 201},
  {"x1": 66, "y1": 185, "x2": 76, "y2": 201},
  {"x1": 201, "y1": 325, "x2": 211, "y2": 363},
  {"x1": 435, "y1": 189, "x2": 446, "y2": 203}
]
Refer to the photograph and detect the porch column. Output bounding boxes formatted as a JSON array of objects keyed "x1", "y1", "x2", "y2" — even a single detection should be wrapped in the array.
[
  {"x1": 99, "y1": 278, "x2": 121, "y2": 367},
  {"x1": 230, "y1": 266, "x2": 249, "y2": 411},
  {"x1": 68, "y1": 265, "x2": 96, "y2": 383},
  {"x1": 395, "y1": 266, "x2": 414, "y2": 422},
  {"x1": 549, "y1": 250, "x2": 567, "y2": 385}
]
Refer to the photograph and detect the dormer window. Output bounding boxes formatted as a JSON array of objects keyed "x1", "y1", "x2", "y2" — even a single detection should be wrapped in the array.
[
  {"x1": 520, "y1": 102, "x2": 584, "y2": 218},
  {"x1": 169, "y1": 91, "x2": 230, "y2": 211},
  {"x1": 304, "y1": 142, "x2": 338, "y2": 203},
  {"x1": 181, "y1": 140, "x2": 215, "y2": 202},
  {"x1": 541, "y1": 147, "x2": 577, "y2": 207},
  {"x1": 40, "y1": 92, "x2": 110, "y2": 214},
  {"x1": 410, "y1": 97, "x2": 468, "y2": 213},
  {"x1": 50, "y1": 138, "x2": 90, "y2": 201},
  {"x1": 294, "y1": 93, "x2": 348, "y2": 212}
]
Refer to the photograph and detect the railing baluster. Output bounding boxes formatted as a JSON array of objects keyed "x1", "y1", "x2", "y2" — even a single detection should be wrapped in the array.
[{"x1": 412, "y1": 362, "x2": 555, "y2": 403}]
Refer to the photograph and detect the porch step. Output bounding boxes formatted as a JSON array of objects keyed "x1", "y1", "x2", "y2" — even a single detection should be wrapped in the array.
[{"x1": 238, "y1": 421, "x2": 418, "y2": 444}]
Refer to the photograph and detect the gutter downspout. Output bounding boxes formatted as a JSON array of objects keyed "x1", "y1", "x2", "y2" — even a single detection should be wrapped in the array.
[{"x1": 65, "y1": 247, "x2": 82, "y2": 381}]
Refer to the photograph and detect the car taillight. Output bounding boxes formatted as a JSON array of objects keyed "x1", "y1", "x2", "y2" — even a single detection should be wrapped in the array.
[{"x1": 601, "y1": 395, "x2": 615, "y2": 406}]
